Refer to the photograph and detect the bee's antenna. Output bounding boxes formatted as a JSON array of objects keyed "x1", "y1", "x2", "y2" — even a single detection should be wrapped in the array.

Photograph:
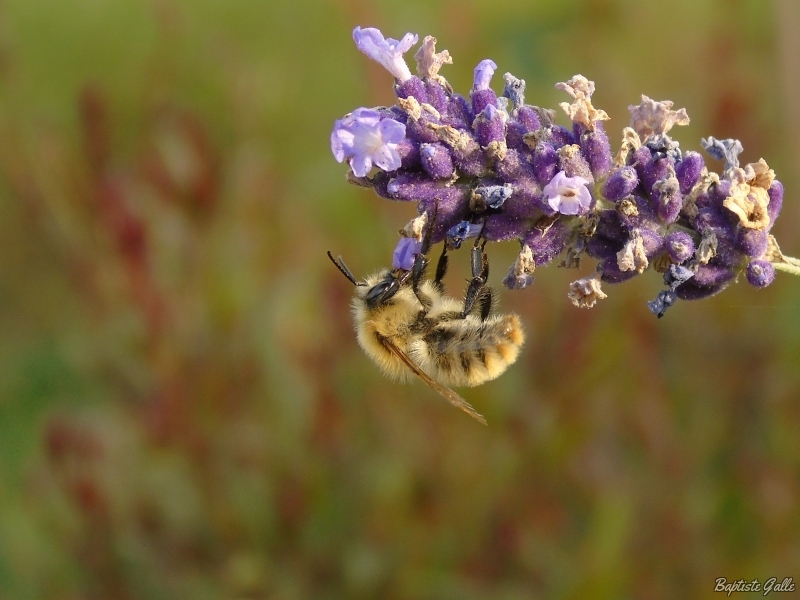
[{"x1": 327, "y1": 251, "x2": 364, "y2": 286}]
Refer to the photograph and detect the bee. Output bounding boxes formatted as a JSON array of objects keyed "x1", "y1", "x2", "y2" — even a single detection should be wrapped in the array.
[{"x1": 328, "y1": 222, "x2": 524, "y2": 424}]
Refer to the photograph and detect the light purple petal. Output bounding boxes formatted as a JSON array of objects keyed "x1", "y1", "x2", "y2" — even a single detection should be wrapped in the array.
[
  {"x1": 330, "y1": 108, "x2": 406, "y2": 176},
  {"x1": 392, "y1": 237, "x2": 423, "y2": 270},
  {"x1": 473, "y1": 59, "x2": 498, "y2": 91},
  {"x1": 350, "y1": 154, "x2": 372, "y2": 178},
  {"x1": 378, "y1": 118, "x2": 406, "y2": 144},
  {"x1": 543, "y1": 171, "x2": 592, "y2": 215},
  {"x1": 370, "y1": 144, "x2": 401, "y2": 172},
  {"x1": 353, "y1": 26, "x2": 418, "y2": 82},
  {"x1": 330, "y1": 122, "x2": 349, "y2": 162}
]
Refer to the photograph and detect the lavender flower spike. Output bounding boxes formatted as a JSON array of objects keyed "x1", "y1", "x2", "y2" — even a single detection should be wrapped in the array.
[
  {"x1": 542, "y1": 171, "x2": 592, "y2": 215},
  {"x1": 473, "y1": 59, "x2": 498, "y2": 91},
  {"x1": 353, "y1": 27, "x2": 419, "y2": 82},
  {"x1": 331, "y1": 108, "x2": 406, "y2": 177}
]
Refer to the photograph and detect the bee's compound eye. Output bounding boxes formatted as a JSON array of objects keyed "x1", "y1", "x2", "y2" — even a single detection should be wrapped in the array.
[{"x1": 365, "y1": 279, "x2": 398, "y2": 307}]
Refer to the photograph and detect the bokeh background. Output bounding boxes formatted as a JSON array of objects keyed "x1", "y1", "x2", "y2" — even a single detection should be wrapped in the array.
[{"x1": 1, "y1": 0, "x2": 800, "y2": 598}]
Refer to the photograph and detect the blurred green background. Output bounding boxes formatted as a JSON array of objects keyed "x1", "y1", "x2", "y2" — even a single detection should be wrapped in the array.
[{"x1": 1, "y1": 0, "x2": 800, "y2": 598}]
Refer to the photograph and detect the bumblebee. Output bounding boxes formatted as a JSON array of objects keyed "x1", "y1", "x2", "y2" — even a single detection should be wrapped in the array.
[{"x1": 328, "y1": 219, "x2": 524, "y2": 424}]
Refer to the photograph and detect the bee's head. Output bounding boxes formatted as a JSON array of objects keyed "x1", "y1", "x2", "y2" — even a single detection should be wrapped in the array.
[
  {"x1": 360, "y1": 270, "x2": 408, "y2": 309},
  {"x1": 328, "y1": 252, "x2": 411, "y2": 310}
]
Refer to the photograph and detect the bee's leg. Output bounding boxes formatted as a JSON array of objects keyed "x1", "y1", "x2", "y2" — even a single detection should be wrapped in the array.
[
  {"x1": 411, "y1": 253, "x2": 434, "y2": 311},
  {"x1": 410, "y1": 200, "x2": 440, "y2": 311},
  {"x1": 433, "y1": 245, "x2": 448, "y2": 293},
  {"x1": 461, "y1": 240, "x2": 490, "y2": 318},
  {"x1": 477, "y1": 286, "x2": 493, "y2": 321}
]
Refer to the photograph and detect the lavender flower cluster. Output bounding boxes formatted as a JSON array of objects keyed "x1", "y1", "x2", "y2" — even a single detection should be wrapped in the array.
[{"x1": 331, "y1": 27, "x2": 790, "y2": 317}]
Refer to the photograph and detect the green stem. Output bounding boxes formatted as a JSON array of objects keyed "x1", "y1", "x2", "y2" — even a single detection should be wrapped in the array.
[
  {"x1": 772, "y1": 260, "x2": 800, "y2": 277},
  {"x1": 780, "y1": 254, "x2": 800, "y2": 268}
]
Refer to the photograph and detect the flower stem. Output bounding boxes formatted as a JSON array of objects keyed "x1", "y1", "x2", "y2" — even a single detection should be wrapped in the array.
[
  {"x1": 772, "y1": 258, "x2": 800, "y2": 276},
  {"x1": 780, "y1": 254, "x2": 800, "y2": 267}
]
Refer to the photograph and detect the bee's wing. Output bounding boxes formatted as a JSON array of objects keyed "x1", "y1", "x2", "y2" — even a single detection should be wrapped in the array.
[{"x1": 380, "y1": 336, "x2": 487, "y2": 425}]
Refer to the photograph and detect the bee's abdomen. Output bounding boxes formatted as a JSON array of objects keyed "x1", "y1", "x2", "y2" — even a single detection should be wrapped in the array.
[{"x1": 417, "y1": 314, "x2": 524, "y2": 387}]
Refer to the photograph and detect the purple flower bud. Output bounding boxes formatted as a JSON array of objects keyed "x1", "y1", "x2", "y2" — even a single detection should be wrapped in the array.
[
  {"x1": 446, "y1": 220, "x2": 483, "y2": 249},
  {"x1": 701, "y1": 136, "x2": 743, "y2": 171},
  {"x1": 396, "y1": 138, "x2": 420, "y2": 168},
  {"x1": 495, "y1": 148, "x2": 530, "y2": 180},
  {"x1": 639, "y1": 227, "x2": 665, "y2": 257},
  {"x1": 664, "y1": 231, "x2": 695, "y2": 263},
  {"x1": 504, "y1": 177, "x2": 548, "y2": 217},
  {"x1": 549, "y1": 125, "x2": 575, "y2": 149},
  {"x1": 516, "y1": 106, "x2": 541, "y2": 132},
  {"x1": 600, "y1": 257, "x2": 640, "y2": 284},
  {"x1": 471, "y1": 89, "x2": 497, "y2": 116},
  {"x1": 395, "y1": 76, "x2": 428, "y2": 103},
  {"x1": 522, "y1": 222, "x2": 571, "y2": 266},
  {"x1": 580, "y1": 123, "x2": 612, "y2": 179},
  {"x1": 714, "y1": 234, "x2": 745, "y2": 268},
  {"x1": 675, "y1": 279, "x2": 733, "y2": 300},
  {"x1": 693, "y1": 206, "x2": 731, "y2": 234},
  {"x1": 616, "y1": 194, "x2": 659, "y2": 230},
  {"x1": 473, "y1": 104, "x2": 505, "y2": 147},
  {"x1": 505, "y1": 121, "x2": 529, "y2": 153},
  {"x1": 595, "y1": 209, "x2": 627, "y2": 242},
  {"x1": 558, "y1": 146, "x2": 594, "y2": 183},
  {"x1": 442, "y1": 94, "x2": 473, "y2": 129},
  {"x1": 692, "y1": 263, "x2": 737, "y2": 287},
  {"x1": 585, "y1": 235, "x2": 623, "y2": 260},
  {"x1": 533, "y1": 142, "x2": 558, "y2": 186},
  {"x1": 629, "y1": 145, "x2": 652, "y2": 182},
  {"x1": 652, "y1": 177, "x2": 682, "y2": 224},
  {"x1": 745, "y1": 260, "x2": 775, "y2": 288},
  {"x1": 675, "y1": 151, "x2": 704, "y2": 194},
  {"x1": 424, "y1": 79, "x2": 448, "y2": 112},
  {"x1": 353, "y1": 27, "x2": 418, "y2": 82},
  {"x1": 602, "y1": 166, "x2": 639, "y2": 202},
  {"x1": 331, "y1": 108, "x2": 406, "y2": 177},
  {"x1": 736, "y1": 229, "x2": 768, "y2": 258},
  {"x1": 392, "y1": 236, "x2": 422, "y2": 270},
  {"x1": 417, "y1": 186, "x2": 471, "y2": 243},
  {"x1": 404, "y1": 115, "x2": 440, "y2": 144},
  {"x1": 768, "y1": 180, "x2": 783, "y2": 226},
  {"x1": 542, "y1": 171, "x2": 592, "y2": 215},
  {"x1": 642, "y1": 155, "x2": 672, "y2": 194},
  {"x1": 387, "y1": 172, "x2": 443, "y2": 201},
  {"x1": 420, "y1": 143, "x2": 455, "y2": 179},
  {"x1": 707, "y1": 180, "x2": 732, "y2": 210},
  {"x1": 483, "y1": 215, "x2": 530, "y2": 242}
]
